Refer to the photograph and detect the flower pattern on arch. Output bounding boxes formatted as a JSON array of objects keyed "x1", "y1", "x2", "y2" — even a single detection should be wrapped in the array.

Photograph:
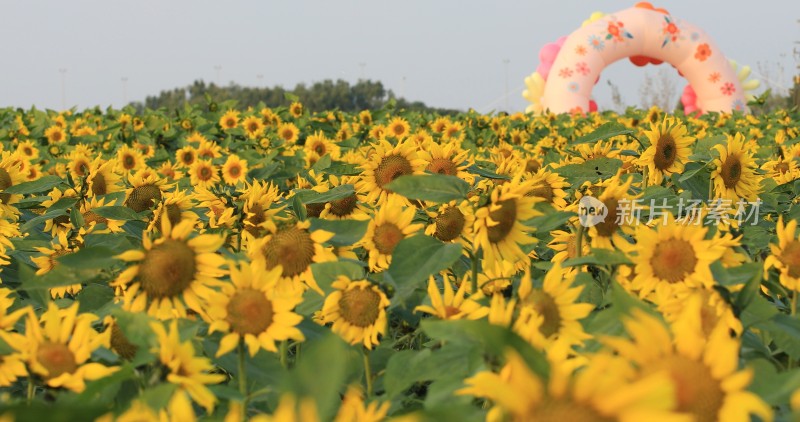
[
  {"x1": 721, "y1": 82, "x2": 736, "y2": 96},
  {"x1": 695, "y1": 43, "x2": 712, "y2": 62},
  {"x1": 575, "y1": 45, "x2": 587, "y2": 56},
  {"x1": 606, "y1": 18, "x2": 633, "y2": 43},
  {"x1": 661, "y1": 15, "x2": 681, "y2": 46},
  {"x1": 568, "y1": 82, "x2": 580, "y2": 93},
  {"x1": 588, "y1": 35, "x2": 606, "y2": 51},
  {"x1": 575, "y1": 62, "x2": 590, "y2": 76},
  {"x1": 709, "y1": 72, "x2": 721, "y2": 83},
  {"x1": 558, "y1": 67, "x2": 574, "y2": 78}
]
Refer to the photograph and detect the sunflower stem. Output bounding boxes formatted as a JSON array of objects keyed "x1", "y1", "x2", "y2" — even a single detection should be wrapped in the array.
[
  {"x1": 641, "y1": 166, "x2": 648, "y2": 190},
  {"x1": 237, "y1": 340, "x2": 248, "y2": 417},
  {"x1": 362, "y1": 349, "x2": 373, "y2": 398},
  {"x1": 280, "y1": 340, "x2": 288, "y2": 369},
  {"x1": 470, "y1": 251, "x2": 479, "y2": 294},
  {"x1": 575, "y1": 224, "x2": 585, "y2": 258},
  {"x1": 791, "y1": 291, "x2": 798, "y2": 369},
  {"x1": 27, "y1": 378, "x2": 34, "y2": 403}
]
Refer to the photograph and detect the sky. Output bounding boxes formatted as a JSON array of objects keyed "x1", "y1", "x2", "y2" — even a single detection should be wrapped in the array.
[{"x1": 0, "y1": 0, "x2": 797, "y2": 113}]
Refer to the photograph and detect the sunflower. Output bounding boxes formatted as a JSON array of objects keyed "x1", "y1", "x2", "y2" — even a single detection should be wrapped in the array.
[
  {"x1": 629, "y1": 218, "x2": 724, "y2": 299},
  {"x1": 442, "y1": 121, "x2": 465, "y2": 142},
  {"x1": 24, "y1": 302, "x2": 118, "y2": 393},
  {"x1": 360, "y1": 194, "x2": 423, "y2": 272},
  {"x1": 150, "y1": 320, "x2": 226, "y2": 413},
  {"x1": 289, "y1": 101, "x2": 304, "y2": 118},
  {"x1": 242, "y1": 115, "x2": 265, "y2": 139},
  {"x1": 112, "y1": 218, "x2": 227, "y2": 320},
  {"x1": 123, "y1": 170, "x2": 169, "y2": 213},
  {"x1": 80, "y1": 195, "x2": 126, "y2": 235},
  {"x1": 248, "y1": 219, "x2": 336, "y2": 295},
  {"x1": 107, "y1": 394, "x2": 196, "y2": 422},
  {"x1": 148, "y1": 189, "x2": 198, "y2": 233},
  {"x1": 304, "y1": 131, "x2": 341, "y2": 160},
  {"x1": 637, "y1": 117, "x2": 694, "y2": 185},
  {"x1": 115, "y1": 144, "x2": 145, "y2": 174},
  {"x1": 358, "y1": 139, "x2": 427, "y2": 207},
  {"x1": 513, "y1": 264, "x2": 594, "y2": 353},
  {"x1": 527, "y1": 169, "x2": 568, "y2": 209},
  {"x1": 415, "y1": 274, "x2": 489, "y2": 320},
  {"x1": 0, "y1": 330, "x2": 27, "y2": 387},
  {"x1": 368, "y1": 124, "x2": 386, "y2": 141},
  {"x1": 419, "y1": 140, "x2": 474, "y2": 184},
  {"x1": 84, "y1": 156, "x2": 122, "y2": 197},
  {"x1": 189, "y1": 159, "x2": 220, "y2": 188},
  {"x1": 194, "y1": 186, "x2": 237, "y2": 230},
  {"x1": 207, "y1": 260, "x2": 305, "y2": 357},
  {"x1": 196, "y1": 139, "x2": 222, "y2": 159},
  {"x1": 255, "y1": 394, "x2": 320, "y2": 422},
  {"x1": 221, "y1": 154, "x2": 248, "y2": 186},
  {"x1": 584, "y1": 176, "x2": 637, "y2": 251},
  {"x1": 424, "y1": 200, "x2": 475, "y2": 251},
  {"x1": 0, "y1": 151, "x2": 26, "y2": 207},
  {"x1": 44, "y1": 125, "x2": 67, "y2": 144},
  {"x1": 175, "y1": 146, "x2": 197, "y2": 168},
  {"x1": 473, "y1": 174, "x2": 542, "y2": 271},
  {"x1": 219, "y1": 110, "x2": 240, "y2": 130},
  {"x1": 333, "y1": 385, "x2": 391, "y2": 422},
  {"x1": 239, "y1": 180, "x2": 283, "y2": 240},
  {"x1": 761, "y1": 156, "x2": 800, "y2": 185},
  {"x1": 765, "y1": 217, "x2": 800, "y2": 291},
  {"x1": 710, "y1": 133, "x2": 761, "y2": 202},
  {"x1": 603, "y1": 310, "x2": 772, "y2": 422},
  {"x1": 16, "y1": 139, "x2": 39, "y2": 161},
  {"x1": 657, "y1": 288, "x2": 742, "y2": 339},
  {"x1": 277, "y1": 122, "x2": 300, "y2": 144},
  {"x1": 157, "y1": 160, "x2": 184, "y2": 182},
  {"x1": 317, "y1": 276, "x2": 390, "y2": 349},
  {"x1": 458, "y1": 349, "x2": 682, "y2": 422},
  {"x1": 41, "y1": 187, "x2": 78, "y2": 236},
  {"x1": 547, "y1": 229, "x2": 589, "y2": 265},
  {"x1": 31, "y1": 232, "x2": 82, "y2": 298},
  {"x1": 318, "y1": 176, "x2": 369, "y2": 221},
  {"x1": 386, "y1": 117, "x2": 411, "y2": 140}
]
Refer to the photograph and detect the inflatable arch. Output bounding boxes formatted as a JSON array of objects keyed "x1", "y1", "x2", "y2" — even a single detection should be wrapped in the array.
[{"x1": 523, "y1": 3, "x2": 749, "y2": 115}]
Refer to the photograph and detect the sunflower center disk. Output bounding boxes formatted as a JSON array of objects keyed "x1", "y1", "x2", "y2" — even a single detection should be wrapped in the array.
[
  {"x1": 110, "y1": 323, "x2": 139, "y2": 360},
  {"x1": 91, "y1": 173, "x2": 108, "y2": 196},
  {"x1": 226, "y1": 288, "x2": 274, "y2": 335},
  {"x1": 651, "y1": 356, "x2": 724, "y2": 421},
  {"x1": 139, "y1": 239, "x2": 197, "y2": 299},
  {"x1": 37, "y1": 341, "x2": 78, "y2": 379},
  {"x1": 654, "y1": 134, "x2": 677, "y2": 170},
  {"x1": 339, "y1": 287, "x2": 381, "y2": 327},
  {"x1": 82, "y1": 211, "x2": 108, "y2": 227},
  {"x1": 525, "y1": 159, "x2": 541, "y2": 173},
  {"x1": 649, "y1": 238, "x2": 697, "y2": 283},
  {"x1": 780, "y1": 240, "x2": 800, "y2": 278},
  {"x1": 0, "y1": 168, "x2": 13, "y2": 204},
  {"x1": 530, "y1": 183, "x2": 554, "y2": 203},
  {"x1": 329, "y1": 194, "x2": 357, "y2": 217},
  {"x1": 527, "y1": 291, "x2": 562, "y2": 338},
  {"x1": 434, "y1": 207, "x2": 466, "y2": 242},
  {"x1": 594, "y1": 198, "x2": 620, "y2": 237},
  {"x1": 487, "y1": 199, "x2": 517, "y2": 243},
  {"x1": 375, "y1": 155, "x2": 413, "y2": 189},
  {"x1": 426, "y1": 158, "x2": 458, "y2": 176},
  {"x1": 721, "y1": 156, "x2": 742, "y2": 189},
  {"x1": 262, "y1": 226, "x2": 315, "y2": 278},
  {"x1": 373, "y1": 223, "x2": 404, "y2": 255},
  {"x1": 533, "y1": 399, "x2": 614, "y2": 422},
  {"x1": 126, "y1": 185, "x2": 162, "y2": 212}
]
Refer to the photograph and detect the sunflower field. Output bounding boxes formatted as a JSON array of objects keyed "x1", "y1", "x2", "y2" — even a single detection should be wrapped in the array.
[{"x1": 0, "y1": 98, "x2": 798, "y2": 421}]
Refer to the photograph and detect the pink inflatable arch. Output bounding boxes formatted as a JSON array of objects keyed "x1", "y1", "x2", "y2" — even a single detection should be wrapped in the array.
[{"x1": 526, "y1": 3, "x2": 746, "y2": 115}]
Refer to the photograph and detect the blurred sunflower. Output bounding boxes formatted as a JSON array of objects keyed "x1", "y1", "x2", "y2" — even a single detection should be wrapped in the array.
[
  {"x1": 221, "y1": 154, "x2": 248, "y2": 186},
  {"x1": 358, "y1": 139, "x2": 426, "y2": 206},
  {"x1": 148, "y1": 189, "x2": 198, "y2": 233},
  {"x1": 175, "y1": 146, "x2": 197, "y2": 168},
  {"x1": 317, "y1": 276, "x2": 390, "y2": 349},
  {"x1": 603, "y1": 310, "x2": 772, "y2": 422},
  {"x1": 761, "y1": 156, "x2": 800, "y2": 185},
  {"x1": 547, "y1": 229, "x2": 589, "y2": 265},
  {"x1": 419, "y1": 140, "x2": 474, "y2": 184},
  {"x1": 333, "y1": 385, "x2": 391, "y2": 422},
  {"x1": 31, "y1": 232, "x2": 82, "y2": 298},
  {"x1": 414, "y1": 274, "x2": 489, "y2": 320},
  {"x1": 289, "y1": 101, "x2": 304, "y2": 118},
  {"x1": 44, "y1": 125, "x2": 67, "y2": 144},
  {"x1": 629, "y1": 218, "x2": 723, "y2": 299},
  {"x1": 304, "y1": 131, "x2": 341, "y2": 160},
  {"x1": 189, "y1": 159, "x2": 220, "y2": 189},
  {"x1": 248, "y1": 219, "x2": 335, "y2": 294},
  {"x1": 527, "y1": 169, "x2": 568, "y2": 209},
  {"x1": 242, "y1": 115, "x2": 265, "y2": 139},
  {"x1": 318, "y1": 176, "x2": 369, "y2": 221},
  {"x1": 196, "y1": 139, "x2": 222, "y2": 159},
  {"x1": 150, "y1": 320, "x2": 226, "y2": 414},
  {"x1": 0, "y1": 151, "x2": 26, "y2": 208},
  {"x1": 239, "y1": 180, "x2": 283, "y2": 240},
  {"x1": 765, "y1": 217, "x2": 800, "y2": 291},
  {"x1": 424, "y1": 200, "x2": 475, "y2": 251},
  {"x1": 115, "y1": 144, "x2": 145, "y2": 174},
  {"x1": 277, "y1": 122, "x2": 300, "y2": 144},
  {"x1": 15, "y1": 139, "x2": 39, "y2": 161},
  {"x1": 637, "y1": 116, "x2": 694, "y2": 185},
  {"x1": 584, "y1": 177, "x2": 637, "y2": 251},
  {"x1": 207, "y1": 260, "x2": 304, "y2": 357},
  {"x1": 219, "y1": 110, "x2": 240, "y2": 130},
  {"x1": 458, "y1": 349, "x2": 682, "y2": 421},
  {"x1": 24, "y1": 302, "x2": 118, "y2": 393},
  {"x1": 84, "y1": 156, "x2": 122, "y2": 196},
  {"x1": 113, "y1": 218, "x2": 227, "y2": 320},
  {"x1": 710, "y1": 133, "x2": 761, "y2": 202},
  {"x1": 473, "y1": 174, "x2": 542, "y2": 271},
  {"x1": 386, "y1": 117, "x2": 411, "y2": 140},
  {"x1": 123, "y1": 170, "x2": 168, "y2": 213},
  {"x1": 360, "y1": 194, "x2": 423, "y2": 272},
  {"x1": 514, "y1": 264, "x2": 594, "y2": 353}
]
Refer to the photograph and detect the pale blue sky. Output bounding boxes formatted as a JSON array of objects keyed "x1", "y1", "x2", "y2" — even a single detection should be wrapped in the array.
[{"x1": 0, "y1": 0, "x2": 797, "y2": 112}]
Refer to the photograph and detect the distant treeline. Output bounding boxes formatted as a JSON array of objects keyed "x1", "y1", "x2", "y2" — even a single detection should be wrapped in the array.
[{"x1": 132, "y1": 79, "x2": 461, "y2": 114}]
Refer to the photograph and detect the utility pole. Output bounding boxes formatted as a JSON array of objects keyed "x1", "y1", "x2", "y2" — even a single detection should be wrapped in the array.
[
  {"x1": 121, "y1": 77, "x2": 128, "y2": 105},
  {"x1": 503, "y1": 59, "x2": 510, "y2": 112},
  {"x1": 214, "y1": 65, "x2": 222, "y2": 85},
  {"x1": 58, "y1": 68, "x2": 67, "y2": 110}
]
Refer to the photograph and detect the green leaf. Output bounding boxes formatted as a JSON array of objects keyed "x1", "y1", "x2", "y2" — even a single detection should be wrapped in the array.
[
  {"x1": 748, "y1": 359, "x2": 800, "y2": 406},
  {"x1": 467, "y1": 163, "x2": 510, "y2": 180},
  {"x1": 308, "y1": 218, "x2": 368, "y2": 247},
  {"x1": 384, "y1": 174, "x2": 470, "y2": 203},
  {"x1": 571, "y1": 122, "x2": 635, "y2": 145},
  {"x1": 70, "y1": 205, "x2": 85, "y2": 228},
  {"x1": 310, "y1": 260, "x2": 366, "y2": 294},
  {"x1": 2, "y1": 175, "x2": 63, "y2": 195},
  {"x1": 76, "y1": 284, "x2": 115, "y2": 314},
  {"x1": 92, "y1": 206, "x2": 144, "y2": 221},
  {"x1": 140, "y1": 383, "x2": 178, "y2": 411},
  {"x1": 562, "y1": 248, "x2": 632, "y2": 267},
  {"x1": 527, "y1": 209, "x2": 576, "y2": 235},
  {"x1": 325, "y1": 163, "x2": 361, "y2": 175},
  {"x1": 57, "y1": 246, "x2": 118, "y2": 269},
  {"x1": 386, "y1": 235, "x2": 463, "y2": 305},
  {"x1": 733, "y1": 264, "x2": 763, "y2": 311},
  {"x1": 711, "y1": 262, "x2": 762, "y2": 287},
  {"x1": 421, "y1": 319, "x2": 549, "y2": 379},
  {"x1": 554, "y1": 157, "x2": 623, "y2": 186},
  {"x1": 295, "y1": 184, "x2": 355, "y2": 204}
]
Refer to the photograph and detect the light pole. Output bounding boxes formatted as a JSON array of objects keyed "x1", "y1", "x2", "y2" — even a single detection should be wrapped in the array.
[
  {"x1": 214, "y1": 65, "x2": 222, "y2": 85},
  {"x1": 503, "y1": 59, "x2": 510, "y2": 112},
  {"x1": 58, "y1": 68, "x2": 67, "y2": 110},
  {"x1": 121, "y1": 77, "x2": 128, "y2": 105}
]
